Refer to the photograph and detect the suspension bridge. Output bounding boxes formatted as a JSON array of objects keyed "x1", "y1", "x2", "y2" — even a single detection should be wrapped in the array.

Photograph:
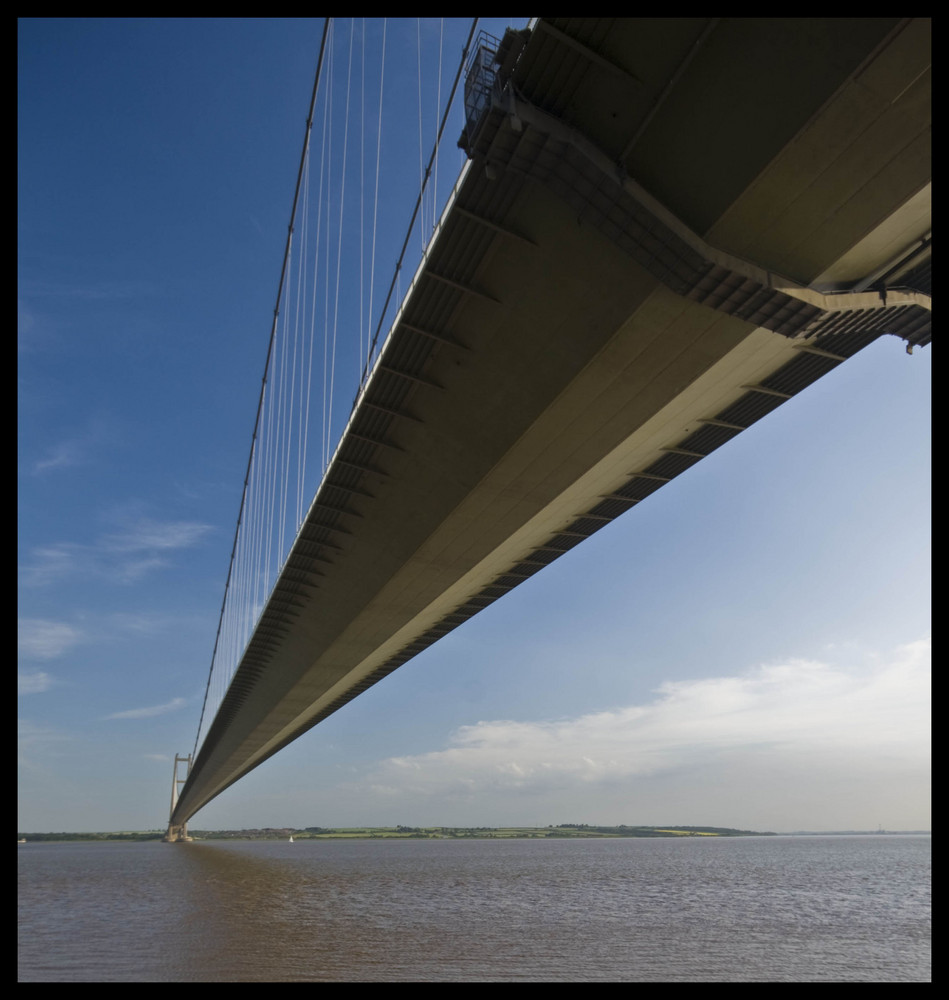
[{"x1": 165, "y1": 17, "x2": 930, "y2": 840}]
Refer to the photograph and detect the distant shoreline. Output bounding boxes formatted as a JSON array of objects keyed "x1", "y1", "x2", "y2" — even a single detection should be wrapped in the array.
[{"x1": 17, "y1": 824, "x2": 931, "y2": 843}]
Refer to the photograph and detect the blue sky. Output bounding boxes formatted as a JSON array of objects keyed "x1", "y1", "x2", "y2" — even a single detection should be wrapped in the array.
[{"x1": 18, "y1": 18, "x2": 930, "y2": 834}]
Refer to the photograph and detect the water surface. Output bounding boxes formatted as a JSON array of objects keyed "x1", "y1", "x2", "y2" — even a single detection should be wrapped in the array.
[{"x1": 18, "y1": 835, "x2": 931, "y2": 981}]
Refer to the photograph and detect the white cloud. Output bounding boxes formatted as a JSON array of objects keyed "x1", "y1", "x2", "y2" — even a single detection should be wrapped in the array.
[
  {"x1": 19, "y1": 518, "x2": 214, "y2": 587},
  {"x1": 30, "y1": 416, "x2": 116, "y2": 475},
  {"x1": 18, "y1": 619, "x2": 84, "y2": 660},
  {"x1": 18, "y1": 612, "x2": 193, "y2": 668},
  {"x1": 110, "y1": 556, "x2": 172, "y2": 583},
  {"x1": 106, "y1": 612, "x2": 174, "y2": 635},
  {"x1": 356, "y1": 639, "x2": 931, "y2": 828},
  {"x1": 18, "y1": 544, "x2": 83, "y2": 588},
  {"x1": 32, "y1": 440, "x2": 87, "y2": 474},
  {"x1": 104, "y1": 697, "x2": 186, "y2": 720},
  {"x1": 102, "y1": 518, "x2": 213, "y2": 553},
  {"x1": 18, "y1": 672, "x2": 53, "y2": 695}
]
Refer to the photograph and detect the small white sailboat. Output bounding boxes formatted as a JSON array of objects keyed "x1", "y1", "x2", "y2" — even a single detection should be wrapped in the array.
[{"x1": 289, "y1": 835, "x2": 294, "y2": 843}]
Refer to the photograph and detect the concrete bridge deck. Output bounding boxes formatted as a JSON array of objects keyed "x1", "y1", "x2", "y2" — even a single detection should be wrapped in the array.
[{"x1": 169, "y1": 17, "x2": 930, "y2": 833}]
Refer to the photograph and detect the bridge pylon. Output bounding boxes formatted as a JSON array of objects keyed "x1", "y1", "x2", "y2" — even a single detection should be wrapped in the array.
[{"x1": 163, "y1": 754, "x2": 194, "y2": 843}]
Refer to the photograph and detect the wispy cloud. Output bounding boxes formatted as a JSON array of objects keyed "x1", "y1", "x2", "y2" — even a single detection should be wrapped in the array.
[
  {"x1": 29, "y1": 416, "x2": 115, "y2": 475},
  {"x1": 104, "y1": 697, "x2": 187, "y2": 720},
  {"x1": 106, "y1": 612, "x2": 176, "y2": 635},
  {"x1": 110, "y1": 556, "x2": 174, "y2": 584},
  {"x1": 102, "y1": 519, "x2": 213, "y2": 553},
  {"x1": 19, "y1": 517, "x2": 214, "y2": 587},
  {"x1": 18, "y1": 619, "x2": 85, "y2": 661},
  {"x1": 18, "y1": 672, "x2": 54, "y2": 695},
  {"x1": 18, "y1": 544, "x2": 83, "y2": 588},
  {"x1": 32, "y1": 440, "x2": 87, "y2": 474},
  {"x1": 356, "y1": 639, "x2": 931, "y2": 827},
  {"x1": 99, "y1": 519, "x2": 214, "y2": 583}
]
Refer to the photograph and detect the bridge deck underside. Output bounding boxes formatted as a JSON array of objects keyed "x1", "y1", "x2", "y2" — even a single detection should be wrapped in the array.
[{"x1": 173, "y1": 17, "x2": 929, "y2": 824}]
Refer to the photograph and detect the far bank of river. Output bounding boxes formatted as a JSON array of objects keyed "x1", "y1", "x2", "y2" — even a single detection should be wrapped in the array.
[{"x1": 18, "y1": 823, "x2": 777, "y2": 842}]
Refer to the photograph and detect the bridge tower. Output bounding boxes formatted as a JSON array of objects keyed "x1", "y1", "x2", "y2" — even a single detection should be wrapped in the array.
[{"x1": 163, "y1": 754, "x2": 194, "y2": 842}]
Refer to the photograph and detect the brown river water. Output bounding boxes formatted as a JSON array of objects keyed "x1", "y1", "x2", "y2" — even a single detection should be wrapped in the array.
[{"x1": 18, "y1": 834, "x2": 930, "y2": 982}]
